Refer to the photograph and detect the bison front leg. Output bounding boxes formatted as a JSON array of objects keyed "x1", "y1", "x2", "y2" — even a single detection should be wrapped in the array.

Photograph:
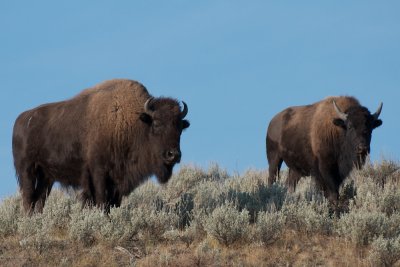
[
  {"x1": 109, "y1": 188, "x2": 122, "y2": 208},
  {"x1": 316, "y1": 162, "x2": 340, "y2": 206},
  {"x1": 91, "y1": 168, "x2": 109, "y2": 210},
  {"x1": 80, "y1": 167, "x2": 95, "y2": 208}
]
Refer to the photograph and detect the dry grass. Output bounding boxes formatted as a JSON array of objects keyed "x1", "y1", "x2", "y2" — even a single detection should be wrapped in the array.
[
  {"x1": 1, "y1": 160, "x2": 400, "y2": 266},
  {"x1": 0, "y1": 232, "x2": 372, "y2": 267},
  {"x1": 137, "y1": 231, "x2": 373, "y2": 267}
]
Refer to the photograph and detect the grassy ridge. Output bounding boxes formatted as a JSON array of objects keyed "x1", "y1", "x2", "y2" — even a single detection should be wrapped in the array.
[{"x1": 0, "y1": 161, "x2": 400, "y2": 266}]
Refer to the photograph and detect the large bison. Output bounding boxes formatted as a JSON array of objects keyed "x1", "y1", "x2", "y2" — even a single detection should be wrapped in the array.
[
  {"x1": 12, "y1": 79, "x2": 190, "y2": 213},
  {"x1": 266, "y1": 96, "x2": 382, "y2": 203}
]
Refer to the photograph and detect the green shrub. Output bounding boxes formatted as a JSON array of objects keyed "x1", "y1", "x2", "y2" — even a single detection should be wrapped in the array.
[
  {"x1": 0, "y1": 194, "x2": 21, "y2": 237},
  {"x1": 282, "y1": 199, "x2": 332, "y2": 234},
  {"x1": 223, "y1": 183, "x2": 287, "y2": 222},
  {"x1": 385, "y1": 213, "x2": 400, "y2": 238},
  {"x1": 369, "y1": 235, "x2": 400, "y2": 267},
  {"x1": 336, "y1": 210, "x2": 389, "y2": 246},
  {"x1": 3, "y1": 161, "x2": 400, "y2": 260},
  {"x1": 173, "y1": 192, "x2": 194, "y2": 229},
  {"x1": 166, "y1": 164, "x2": 227, "y2": 194},
  {"x1": 205, "y1": 163, "x2": 230, "y2": 182},
  {"x1": 137, "y1": 207, "x2": 179, "y2": 241},
  {"x1": 360, "y1": 159, "x2": 399, "y2": 187},
  {"x1": 68, "y1": 205, "x2": 109, "y2": 247},
  {"x1": 163, "y1": 219, "x2": 204, "y2": 247},
  {"x1": 379, "y1": 187, "x2": 400, "y2": 216},
  {"x1": 100, "y1": 205, "x2": 138, "y2": 244},
  {"x1": 203, "y1": 203, "x2": 250, "y2": 246},
  {"x1": 17, "y1": 213, "x2": 43, "y2": 237},
  {"x1": 124, "y1": 181, "x2": 164, "y2": 211},
  {"x1": 19, "y1": 227, "x2": 52, "y2": 254},
  {"x1": 17, "y1": 212, "x2": 52, "y2": 254},
  {"x1": 345, "y1": 167, "x2": 400, "y2": 217},
  {"x1": 195, "y1": 237, "x2": 222, "y2": 266},
  {"x1": 253, "y1": 210, "x2": 286, "y2": 245},
  {"x1": 193, "y1": 180, "x2": 225, "y2": 214},
  {"x1": 41, "y1": 190, "x2": 73, "y2": 231}
]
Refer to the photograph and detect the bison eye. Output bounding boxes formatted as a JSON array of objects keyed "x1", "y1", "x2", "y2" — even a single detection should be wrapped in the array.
[
  {"x1": 139, "y1": 113, "x2": 152, "y2": 125},
  {"x1": 333, "y1": 118, "x2": 346, "y2": 129}
]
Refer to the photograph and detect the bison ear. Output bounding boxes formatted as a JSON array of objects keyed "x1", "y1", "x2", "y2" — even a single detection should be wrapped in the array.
[
  {"x1": 373, "y1": 119, "x2": 382, "y2": 129},
  {"x1": 333, "y1": 118, "x2": 346, "y2": 129},
  {"x1": 140, "y1": 113, "x2": 153, "y2": 125},
  {"x1": 182, "y1": 120, "x2": 190, "y2": 129}
]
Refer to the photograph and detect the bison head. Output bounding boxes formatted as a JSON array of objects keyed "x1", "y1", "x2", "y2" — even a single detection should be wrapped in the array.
[
  {"x1": 140, "y1": 97, "x2": 190, "y2": 183},
  {"x1": 332, "y1": 100, "x2": 382, "y2": 169}
]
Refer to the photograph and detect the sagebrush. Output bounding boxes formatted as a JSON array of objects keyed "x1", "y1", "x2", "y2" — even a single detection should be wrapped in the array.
[{"x1": 1, "y1": 160, "x2": 400, "y2": 266}]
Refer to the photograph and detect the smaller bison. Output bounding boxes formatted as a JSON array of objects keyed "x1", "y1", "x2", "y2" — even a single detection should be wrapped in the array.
[
  {"x1": 12, "y1": 79, "x2": 190, "y2": 213},
  {"x1": 266, "y1": 96, "x2": 382, "y2": 203}
]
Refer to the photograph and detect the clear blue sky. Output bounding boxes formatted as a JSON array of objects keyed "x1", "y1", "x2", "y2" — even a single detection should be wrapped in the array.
[{"x1": 1, "y1": 1, "x2": 399, "y2": 199}]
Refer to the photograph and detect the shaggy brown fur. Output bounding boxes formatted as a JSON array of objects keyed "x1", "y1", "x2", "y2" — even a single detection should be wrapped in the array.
[
  {"x1": 12, "y1": 79, "x2": 190, "y2": 213},
  {"x1": 266, "y1": 96, "x2": 382, "y2": 203}
]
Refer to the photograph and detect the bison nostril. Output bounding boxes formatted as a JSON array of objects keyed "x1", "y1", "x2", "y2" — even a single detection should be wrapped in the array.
[
  {"x1": 164, "y1": 149, "x2": 182, "y2": 162},
  {"x1": 167, "y1": 151, "x2": 174, "y2": 159}
]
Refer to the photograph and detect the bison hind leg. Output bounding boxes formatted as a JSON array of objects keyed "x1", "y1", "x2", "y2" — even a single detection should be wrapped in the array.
[
  {"x1": 34, "y1": 179, "x2": 53, "y2": 213},
  {"x1": 267, "y1": 153, "x2": 283, "y2": 186},
  {"x1": 287, "y1": 169, "x2": 302, "y2": 193},
  {"x1": 19, "y1": 163, "x2": 52, "y2": 214},
  {"x1": 266, "y1": 135, "x2": 283, "y2": 185},
  {"x1": 20, "y1": 171, "x2": 36, "y2": 215}
]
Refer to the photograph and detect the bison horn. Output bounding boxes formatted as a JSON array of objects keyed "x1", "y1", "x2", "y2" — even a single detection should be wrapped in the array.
[
  {"x1": 372, "y1": 102, "x2": 383, "y2": 120},
  {"x1": 144, "y1": 97, "x2": 155, "y2": 115},
  {"x1": 333, "y1": 100, "x2": 348, "y2": 121},
  {"x1": 181, "y1": 101, "x2": 188, "y2": 119}
]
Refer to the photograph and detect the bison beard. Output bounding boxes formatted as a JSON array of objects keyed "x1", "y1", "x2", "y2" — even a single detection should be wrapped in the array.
[
  {"x1": 266, "y1": 96, "x2": 382, "y2": 206},
  {"x1": 12, "y1": 79, "x2": 190, "y2": 214},
  {"x1": 157, "y1": 164, "x2": 174, "y2": 184}
]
